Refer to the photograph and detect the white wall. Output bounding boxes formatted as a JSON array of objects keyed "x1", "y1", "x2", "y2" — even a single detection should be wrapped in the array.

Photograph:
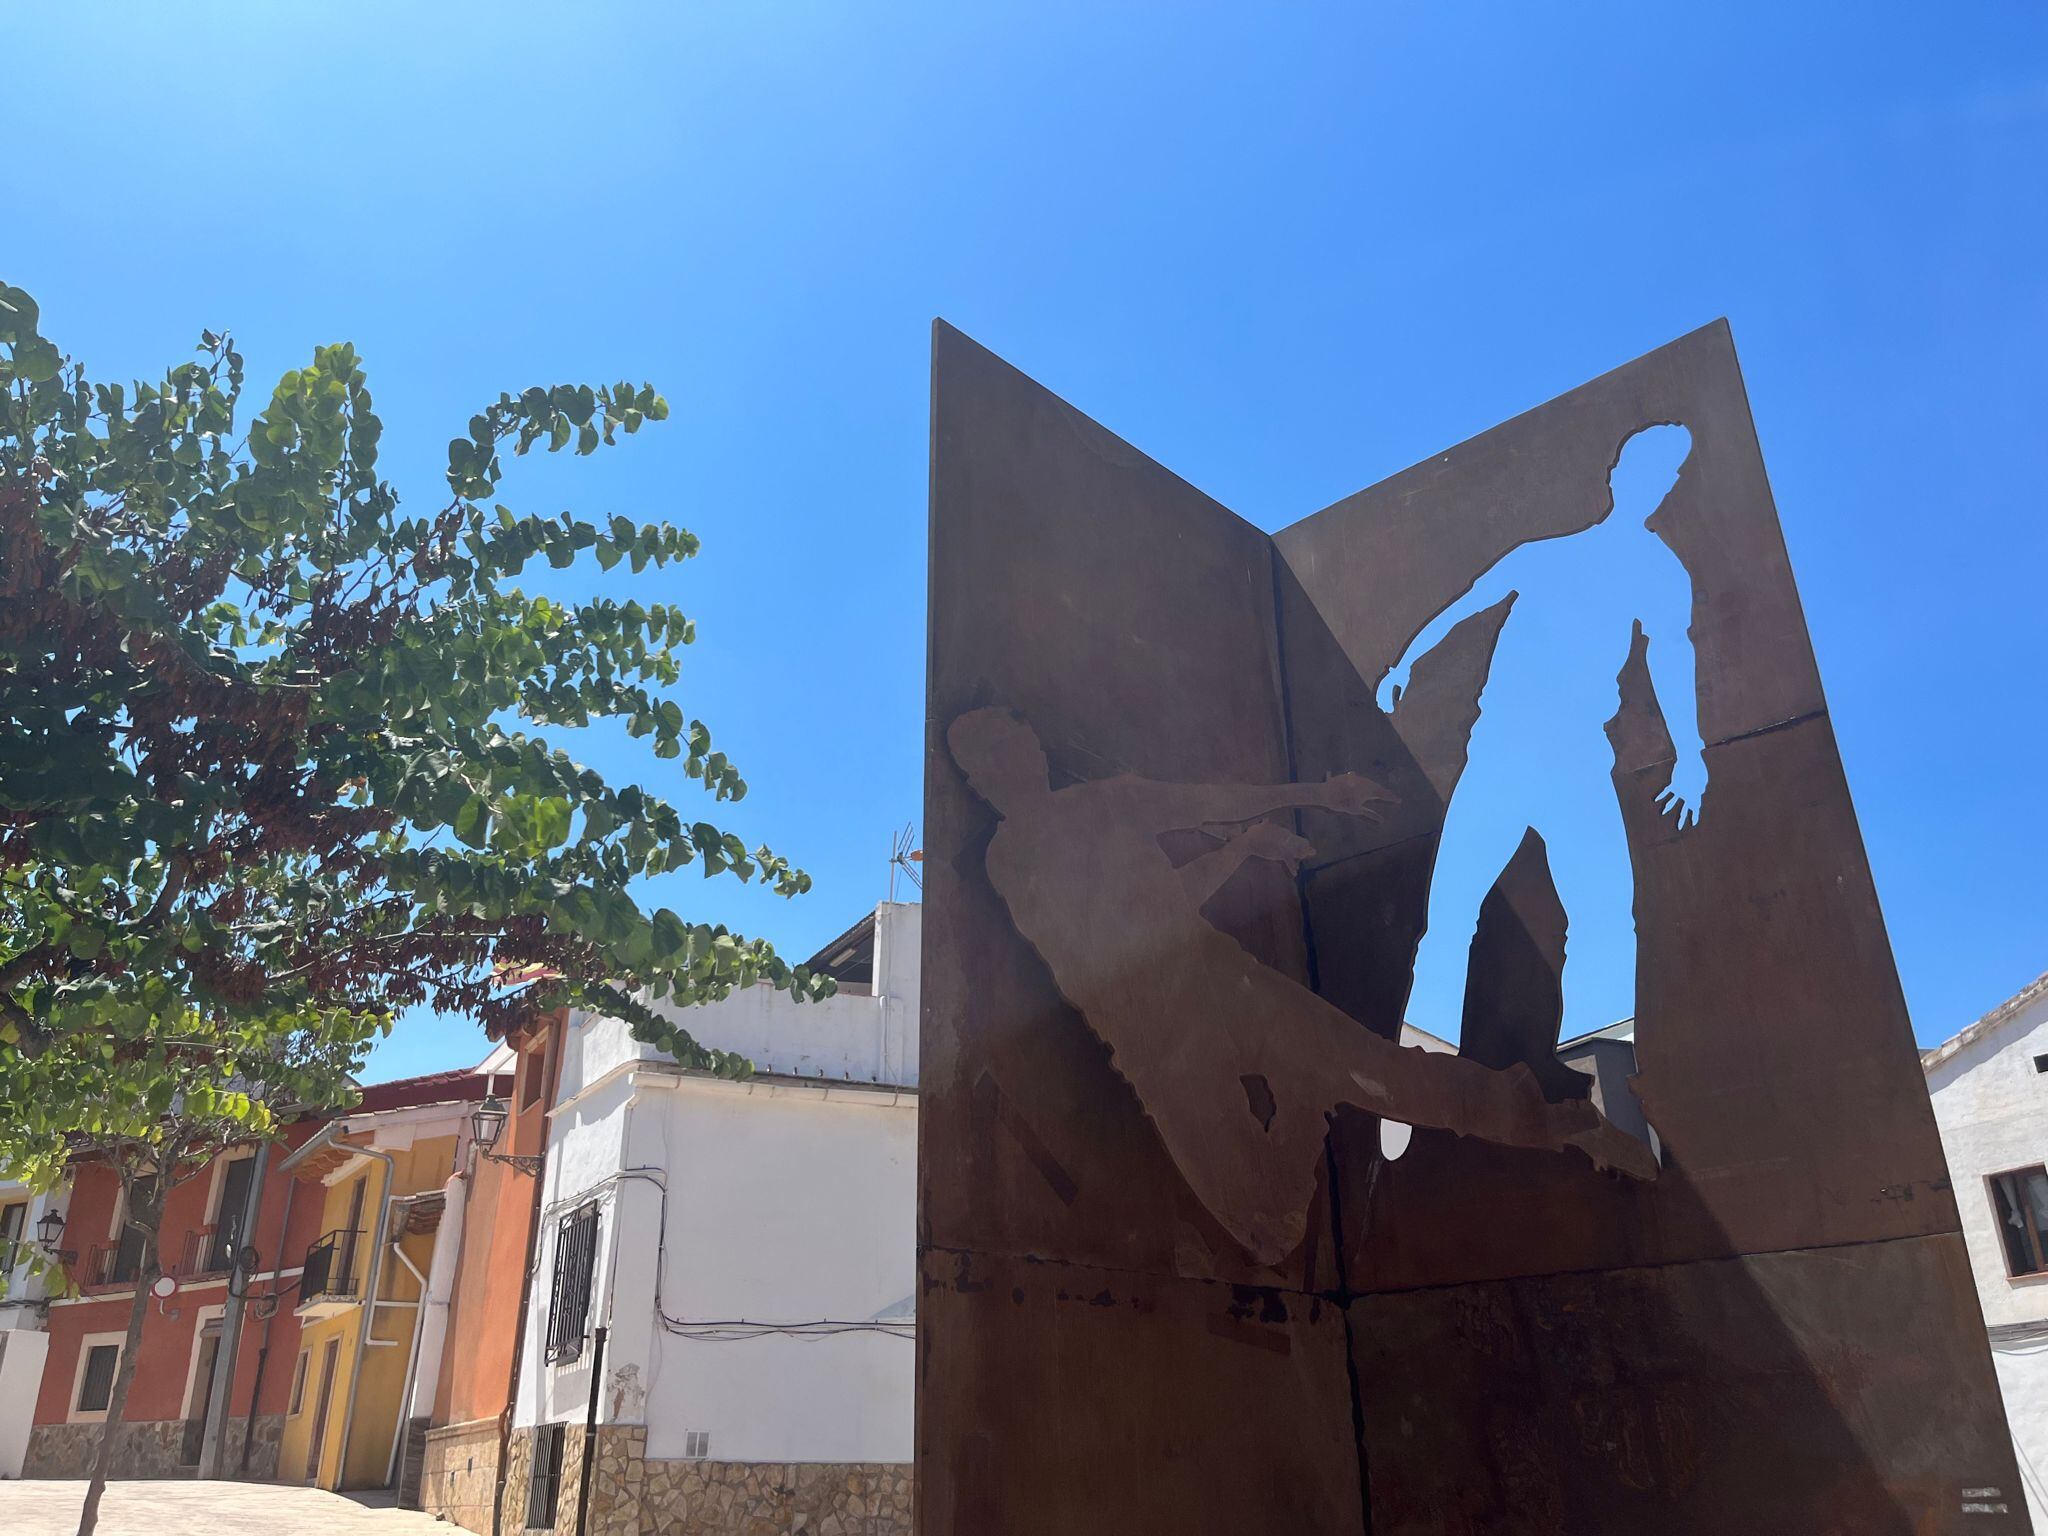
[
  {"x1": 1991, "y1": 1341, "x2": 2048, "y2": 1523},
  {"x1": 517, "y1": 1071, "x2": 916, "y2": 1465},
  {"x1": 1927, "y1": 983, "x2": 2048, "y2": 1331},
  {"x1": 1927, "y1": 977, "x2": 2048, "y2": 1527},
  {"x1": 630, "y1": 1075, "x2": 914, "y2": 1463},
  {"x1": 0, "y1": 1327, "x2": 48, "y2": 1477},
  {"x1": 513, "y1": 1068, "x2": 637, "y2": 1433},
  {"x1": 555, "y1": 903, "x2": 922, "y2": 1107},
  {"x1": 517, "y1": 902, "x2": 920, "y2": 1467}
]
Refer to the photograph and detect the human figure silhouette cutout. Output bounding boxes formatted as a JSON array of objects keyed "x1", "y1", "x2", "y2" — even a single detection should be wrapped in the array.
[
  {"x1": 1381, "y1": 424, "x2": 1703, "y2": 1041},
  {"x1": 948, "y1": 707, "x2": 1660, "y2": 1267}
]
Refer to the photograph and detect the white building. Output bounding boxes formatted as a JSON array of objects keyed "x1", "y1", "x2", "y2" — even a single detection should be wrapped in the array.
[
  {"x1": 506, "y1": 901, "x2": 919, "y2": 1535},
  {"x1": 1924, "y1": 971, "x2": 2048, "y2": 1526},
  {"x1": 0, "y1": 1178, "x2": 59, "y2": 1478}
]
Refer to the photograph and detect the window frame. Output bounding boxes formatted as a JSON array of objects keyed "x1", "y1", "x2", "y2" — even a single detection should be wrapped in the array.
[
  {"x1": 69, "y1": 1331, "x2": 128, "y2": 1423},
  {"x1": 203, "y1": 1150, "x2": 258, "y2": 1272},
  {"x1": 179, "y1": 1305, "x2": 228, "y2": 1420},
  {"x1": 542, "y1": 1202, "x2": 600, "y2": 1366},
  {"x1": 0, "y1": 1198, "x2": 26, "y2": 1271},
  {"x1": 288, "y1": 1349, "x2": 310, "y2": 1416},
  {"x1": 1988, "y1": 1164, "x2": 2048, "y2": 1279},
  {"x1": 518, "y1": 1033, "x2": 548, "y2": 1111}
]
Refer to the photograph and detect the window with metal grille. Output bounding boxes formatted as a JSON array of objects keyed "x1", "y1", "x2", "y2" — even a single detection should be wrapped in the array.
[
  {"x1": 77, "y1": 1344, "x2": 120, "y2": 1413},
  {"x1": 543, "y1": 1203, "x2": 599, "y2": 1365},
  {"x1": 526, "y1": 1424, "x2": 566, "y2": 1529}
]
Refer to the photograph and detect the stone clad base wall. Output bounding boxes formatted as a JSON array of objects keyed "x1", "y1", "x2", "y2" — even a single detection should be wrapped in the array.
[
  {"x1": 499, "y1": 1423, "x2": 912, "y2": 1536},
  {"x1": 23, "y1": 1414, "x2": 281, "y2": 1481},
  {"x1": 421, "y1": 1417, "x2": 504, "y2": 1534},
  {"x1": 638, "y1": 1456, "x2": 914, "y2": 1535}
]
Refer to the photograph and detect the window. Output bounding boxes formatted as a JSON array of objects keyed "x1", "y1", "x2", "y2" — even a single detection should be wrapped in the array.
[
  {"x1": 519, "y1": 1038, "x2": 545, "y2": 1111},
  {"x1": 288, "y1": 1351, "x2": 309, "y2": 1416},
  {"x1": 683, "y1": 1430, "x2": 710, "y2": 1460},
  {"x1": 109, "y1": 1174, "x2": 158, "y2": 1284},
  {"x1": 0, "y1": 1199, "x2": 25, "y2": 1268},
  {"x1": 526, "y1": 1424, "x2": 566, "y2": 1529},
  {"x1": 1991, "y1": 1166, "x2": 2048, "y2": 1277},
  {"x1": 543, "y1": 1204, "x2": 599, "y2": 1365},
  {"x1": 2034, "y1": 1054, "x2": 2048, "y2": 1075},
  {"x1": 208, "y1": 1155, "x2": 257, "y2": 1272},
  {"x1": 76, "y1": 1343, "x2": 120, "y2": 1415}
]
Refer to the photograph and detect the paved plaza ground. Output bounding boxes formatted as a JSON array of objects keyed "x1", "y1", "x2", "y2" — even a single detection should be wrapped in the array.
[{"x1": 0, "y1": 1480, "x2": 456, "y2": 1535}]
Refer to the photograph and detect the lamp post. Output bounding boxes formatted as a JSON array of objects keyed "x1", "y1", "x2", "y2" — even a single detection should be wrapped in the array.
[{"x1": 470, "y1": 1095, "x2": 545, "y2": 1176}]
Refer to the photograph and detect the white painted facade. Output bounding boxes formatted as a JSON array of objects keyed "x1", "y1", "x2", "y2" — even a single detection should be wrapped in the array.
[
  {"x1": 0, "y1": 1177, "x2": 57, "y2": 1476},
  {"x1": 514, "y1": 902, "x2": 919, "y2": 1467},
  {"x1": 1925, "y1": 972, "x2": 2048, "y2": 1525}
]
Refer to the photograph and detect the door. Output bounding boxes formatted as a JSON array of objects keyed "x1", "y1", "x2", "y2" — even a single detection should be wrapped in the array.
[
  {"x1": 179, "y1": 1318, "x2": 223, "y2": 1465},
  {"x1": 339, "y1": 1176, "x2": 366, "y2": 1289},
  {"x1": 302, "y1": 1337, "x2": 341, "y2": 1485}
]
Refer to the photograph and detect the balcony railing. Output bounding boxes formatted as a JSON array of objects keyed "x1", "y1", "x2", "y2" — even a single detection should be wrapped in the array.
[
  {"x1": 173, "y1": 1227, "x2": 239, "y2": 1280},
  {"x1": 300, "y1": 1228, "x2": 362, "y2": 1304},
  {"x1": 82, "y1": 1240, "x2": 146, "y2": 1289}
]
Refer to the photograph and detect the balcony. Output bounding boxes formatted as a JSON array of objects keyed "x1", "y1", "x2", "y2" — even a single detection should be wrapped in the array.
[
  {"x1": 81, "y1": 1241, "x2": 145, "y2": 1290},
  {"x1": 297, "y1": 1228, "x2": 363, "y2": 1318},
  {"x1": 172, "y1": 1227, "x2": 241, "y2": 1281}
]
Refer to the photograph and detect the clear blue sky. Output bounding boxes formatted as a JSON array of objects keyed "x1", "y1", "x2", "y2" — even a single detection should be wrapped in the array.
[{"x1": 7, "y1": 3, "x2": 2042, "y2": 1075}]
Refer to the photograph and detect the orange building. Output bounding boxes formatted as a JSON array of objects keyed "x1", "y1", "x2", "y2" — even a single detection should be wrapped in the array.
[{"x1": 413, "y1": 1016, "x2": 563, "y2": 1531}]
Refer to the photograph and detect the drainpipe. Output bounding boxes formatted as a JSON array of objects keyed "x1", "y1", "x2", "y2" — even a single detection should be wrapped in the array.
[
  {"x1": 382, "y1": 1198, "x2": 441, "y2": 1489},
  {"x1": 333, "y1": 1139, "x2": 395, "y2": 1492},
  {"x1": 872, "y1": 906, "x2": 891, "y2": 1083},
  {"x1": 393, "y1": 1168, "x2": 468, "y2": 1504},
  {"x1": 491, "y1": 1152, "x2": 547, "y2": 1536},
  {"x1": 572, "y1": 1325, "x2": 608, "y2": 1536}
]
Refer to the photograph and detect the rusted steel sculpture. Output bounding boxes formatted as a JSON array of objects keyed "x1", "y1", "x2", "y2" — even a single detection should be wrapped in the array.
[{"x1": 919, "y1": 319, "x2": 2025, "y2": 1533}]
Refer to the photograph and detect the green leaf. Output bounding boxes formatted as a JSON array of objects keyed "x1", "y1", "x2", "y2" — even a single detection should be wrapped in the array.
[{"x1": 454, "y1": 794, "x2": 490, "y2": 849}]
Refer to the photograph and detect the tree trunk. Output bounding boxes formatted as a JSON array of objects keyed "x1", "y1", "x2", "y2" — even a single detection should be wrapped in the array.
[{"x1": 76, "y1": 1181, "x2": 160, "y2": 1536}]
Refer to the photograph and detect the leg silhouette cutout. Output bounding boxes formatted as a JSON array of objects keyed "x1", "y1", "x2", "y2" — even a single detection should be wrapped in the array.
[{"x1": 1457, "y1": 828, "x2": 1593, "y2": 1105}]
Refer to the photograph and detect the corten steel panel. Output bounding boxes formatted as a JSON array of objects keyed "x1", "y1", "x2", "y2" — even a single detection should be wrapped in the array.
[
  {"x1": 919, "y1": 1249, "x2": 1363, "y2": 1533},
  {"x1": 1353, "y1": 1235, "x2": 2014, "y2": 1536},
  {"x1": 921, "y1": 322, "x2": 1325, "y2": 1294},
  {"x1": 920, "y1": 318, "x2": 2024, "y2": 1533}
]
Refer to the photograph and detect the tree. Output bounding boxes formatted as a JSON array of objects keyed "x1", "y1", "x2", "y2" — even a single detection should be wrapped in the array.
[{"x1": 0, "y1": 282, "x2": 830, "y2": 1530}]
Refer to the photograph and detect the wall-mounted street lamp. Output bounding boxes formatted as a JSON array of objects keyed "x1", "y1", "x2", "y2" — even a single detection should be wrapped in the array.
[
  {"x1": 470, "y1": 1095, "x2": 544, "y2": 1176},
  {"x1": 35, "y1": 1207, "x2": 65, "y2": 1250}
]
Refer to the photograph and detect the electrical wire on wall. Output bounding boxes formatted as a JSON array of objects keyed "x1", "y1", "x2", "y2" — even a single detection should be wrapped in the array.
[
  {"x1": 529, "y1": 1092, "x2": 916, "y2": 1368},
  {"x1": 611, "y1": 1164, "x2": 914, "y2": 1344}
]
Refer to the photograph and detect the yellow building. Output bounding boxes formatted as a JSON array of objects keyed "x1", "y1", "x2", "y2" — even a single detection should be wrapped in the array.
[{"x1": 275, "y1": 1064, "x2": 502, "y2": 1493}]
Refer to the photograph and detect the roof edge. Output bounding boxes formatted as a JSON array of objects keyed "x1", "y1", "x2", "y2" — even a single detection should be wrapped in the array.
[{"x1": 1922, "y1": 970, "x2": 2048, "y2": 1075}]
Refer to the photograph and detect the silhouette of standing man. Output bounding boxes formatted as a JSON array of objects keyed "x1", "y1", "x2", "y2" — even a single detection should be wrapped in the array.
[{"x1": 1381, "y1": 424, "x2": 1704, "y2": 1041}]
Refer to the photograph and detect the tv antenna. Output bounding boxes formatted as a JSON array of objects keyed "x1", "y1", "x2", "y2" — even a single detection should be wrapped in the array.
[{"x1": 888, "y1": 824, "x2": 923, "y2": 902}]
